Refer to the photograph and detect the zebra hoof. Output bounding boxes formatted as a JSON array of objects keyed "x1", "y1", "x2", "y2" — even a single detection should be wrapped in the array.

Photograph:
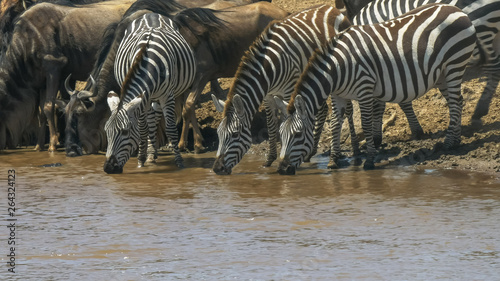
[
  {"x1": 145, "y1": 157, "x2": 156, "y2": 164},
  {"x1": 176, "y1": 161, "x2": 185, "y2": 169},
  {"x1": 470, "y1": 118, "x2": 483, "y2": 128},
  {"x1": 363, "y1": 160, "x2": 375, "y2": 170},
  {"x1": 373, "y1": 136, "x2": 383, "y2": 148},
  {"x1": 413, "y1": 128, "x2": 426, "y2": 140},
  {"x1": 327, "y1": 161, "x2": 339, "y2": 169},
  {"x1": 262, "y1": 160, "x2": 274, "y2": 167},
  {"x1": 352, "y1": 156, "x2": 363, "y2": 166}
]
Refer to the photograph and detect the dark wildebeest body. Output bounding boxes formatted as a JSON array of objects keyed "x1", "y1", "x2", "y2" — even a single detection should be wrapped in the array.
[
  {"x1": 0, "y1": 0, "x2": 135, "y2": 151},
  {"x1": 0, "y1": 0, "x2": 105, "y2": 54},
  {"x1": 64, "y1": 0, "x2": 287, "y2": 157}
]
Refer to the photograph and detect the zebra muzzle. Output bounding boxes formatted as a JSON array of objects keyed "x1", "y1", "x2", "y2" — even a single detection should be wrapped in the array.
[
  {"x1": 277, "y1": 158, "x2": 296, "y2": 175},
  {"x1": 103, "y1": 155, "x2": 123, "y2": 174},
  {"x1": 212, "y1": 155, "x2": 232, "y2": 175}
]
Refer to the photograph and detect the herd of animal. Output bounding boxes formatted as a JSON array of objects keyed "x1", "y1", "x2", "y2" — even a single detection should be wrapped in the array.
[{"x1": 0, "y1": 0, "x2": 498, "y2": 175}]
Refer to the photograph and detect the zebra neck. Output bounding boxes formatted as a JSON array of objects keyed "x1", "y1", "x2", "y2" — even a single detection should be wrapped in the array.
[{"x1": 228, "y1": 70, "x2": 271, "y2": 119}]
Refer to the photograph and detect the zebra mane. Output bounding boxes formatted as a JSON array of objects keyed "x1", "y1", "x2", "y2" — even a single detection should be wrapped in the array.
[
  {"x1": 288, "y1": 29, "x2": 349, "y2": 115},
  {"x1": 119, "y1": 35, "x2": 150, "y2": 108},
  {"x1": 224, "y1": 19, "x2": 280, "y2": 116},
  {"x1": 173, "y1": 8, "x2": 229, "y2": 66}
]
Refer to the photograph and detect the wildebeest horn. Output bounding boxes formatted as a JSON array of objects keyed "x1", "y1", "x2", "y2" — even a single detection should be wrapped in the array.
[
  {"x1": 87, "y1": 75, "x2": 96, "y2": 93},
  {"x1": 75, "y1": 75, "x2": 96, "y2": 99},
  {"x1": 65, "y1": 74, "x2": 74, "y2": 95}
]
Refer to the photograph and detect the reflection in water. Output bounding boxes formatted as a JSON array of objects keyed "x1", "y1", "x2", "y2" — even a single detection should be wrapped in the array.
[{"x1": 0, "y1": 149, "x2": 499, "y2": 280}]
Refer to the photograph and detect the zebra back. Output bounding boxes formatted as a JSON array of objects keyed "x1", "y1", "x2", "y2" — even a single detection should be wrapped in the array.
[
  {"x1": 224, "y1": 4, "x2": 350, "y2": 117},
  {"x1": 114, "y1": 13, "x2": 196, "y2": 105},
  {"x1": 351, "y1": 0, "x2": 499, "y2": 66}
]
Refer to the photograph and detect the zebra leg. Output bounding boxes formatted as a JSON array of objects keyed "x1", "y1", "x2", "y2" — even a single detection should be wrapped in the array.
[
  {"x1": 346, "y1": 100, "x2": 362, "y2": 166},
  {"x1": 162, "y1": 94, "x2": 184, "y2": 168},
  {"x1": 304, "y1": 101, "x2": 328, "y2": 163},
  {"x1": 146, "y1": 102, "x2": 160, "y2": 164},
  {"x1": 263, "y1": 98, "x2": 279, "y2": 167},
  {"x1": 137, "y1": 107, "x2": 149, "y2": 168},
  {"x1": 399, "y1": 102, "x2": 425, "y2": 140},
  {"x1": 372, "y1": 100, "x2": 385, "y2": 148},
  {"x1": 441, "y1": 86, "x2": 463, "y2": 150},
  {"x1": 358, "y1": 95, "x2": 376, "y2": 170},
  {"x1": 328, "y1": 97, "x2": 346, "y2": 169},
  {"x1": 471, "y1": 71, "x2": 500, "y2": 123}
]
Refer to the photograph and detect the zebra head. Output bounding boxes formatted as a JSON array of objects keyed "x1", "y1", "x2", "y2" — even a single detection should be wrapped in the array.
[
  {"x1": 212, "y1": 94, "x2": 252, "y2": 175},
  {"x1": 277, "y1": 95, "x2": 314, "y2": 175},
  {"x1": 103, "y1": 91, "x2": 142, "y2": 174}
]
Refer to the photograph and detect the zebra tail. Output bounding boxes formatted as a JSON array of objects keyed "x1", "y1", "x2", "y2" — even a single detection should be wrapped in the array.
[
  {"x1": 473, "y1": 37, "x2": 487, "y2": 67},
  {"x1": 174, "y1": 95, "x2": 183, "y2": 125}
]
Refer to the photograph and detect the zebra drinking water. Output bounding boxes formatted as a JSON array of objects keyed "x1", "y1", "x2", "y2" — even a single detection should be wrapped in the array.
[
  {"x1": 211, "y1": 4, "x2": 351, "y2": 175},
  {"x1": 103, "y1": 12, "x2": 198, "y2": 174},
  {"x1": 277, "y1": 4, "x2": 477, "y2": 175}
]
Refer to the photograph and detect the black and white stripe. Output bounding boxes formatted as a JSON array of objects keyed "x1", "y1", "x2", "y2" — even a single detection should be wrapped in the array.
[
  {"x1": 103, "y1": 13, "x2": 196, "y2": 174},
  {"x1": 211, "y1": 5, "x2": 351, "y2": 175},
  {"x1": 348, "y1": 0, "x2": 500, "y2": 141},
  {"x1": 278, "y1": 4, "x2": 477, "y2": 174}
]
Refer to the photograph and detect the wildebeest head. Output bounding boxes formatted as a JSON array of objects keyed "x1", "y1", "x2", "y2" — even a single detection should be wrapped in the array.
[{"x1": 63, "y1": 74, "x2": 98, "y2": 156}]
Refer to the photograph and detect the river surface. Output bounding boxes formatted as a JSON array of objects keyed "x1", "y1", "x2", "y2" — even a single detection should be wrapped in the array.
[{"x1": 0, "y1": 148, "x2": 499, "y2": 280}]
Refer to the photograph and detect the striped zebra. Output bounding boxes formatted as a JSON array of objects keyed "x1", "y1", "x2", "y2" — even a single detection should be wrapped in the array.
[
  {"x1": 211, "y1": 4, "x2": 351, "y2": 175},
  {"x1": 345, "y1": 0, "x2": 500, "y2": 144},
  {"x1": 103, "y1": 13, "x2": 198, "y2": 174},
  {"x1": 276, "y1": 4, "x2": 477, "y2": 175}
]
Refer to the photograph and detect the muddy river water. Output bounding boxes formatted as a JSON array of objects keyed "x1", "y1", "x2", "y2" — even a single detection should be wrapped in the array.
[{"x1": 1, "y1": 149, "x2": 499, "y2": 280}]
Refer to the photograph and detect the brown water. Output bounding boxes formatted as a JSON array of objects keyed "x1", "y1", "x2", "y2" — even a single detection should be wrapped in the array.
[{"x1": 1, "y1": 149, "x2": 499, "y2": 280}]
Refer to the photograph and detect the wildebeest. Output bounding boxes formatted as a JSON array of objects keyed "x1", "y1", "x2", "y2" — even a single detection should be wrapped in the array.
[
  {"x1": 64, "y1": 0, "x2": 288, "y2": 157},
  {"x1": 0, "y1": 0, "x2": 135, "y2": 151},
  {"x1": 0, "y1": 0, "x2": 105, "y2": 52}
]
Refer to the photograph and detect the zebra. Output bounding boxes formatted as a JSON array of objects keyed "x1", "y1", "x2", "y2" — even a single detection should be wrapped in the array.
[
  {"x1": 103, "y1": 12, "x2": 198, "y2": 174},
  {"x1": 211, "y1": 4, "x2": 352, "y2": 175},
  {"x1": 276, "y1": 4, "x2": 477, "y2": 175},
  {"x1": 344, "y1": 0, "x2": 500, "y2": 145}
]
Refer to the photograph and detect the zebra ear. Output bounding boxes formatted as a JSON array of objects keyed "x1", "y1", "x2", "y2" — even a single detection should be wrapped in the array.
[
  {"x1": 211, "y1": 94, "x2": 225, "y2": 113},
  {"x1": 124, "y1": 94, "x2": 143, "y2": 112},
  {"x1": 107, "y1": 91, "x2": 120, "y2": 112},
  {"x1": 232, "y1": 94, "x2": 245, "y2": 119},
  {"x1": 273, "y1": 96, "x2": 289, "y2": 119},
  {"x1": 294, "y1": 95, "x2": 308, "y2": 119}
]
